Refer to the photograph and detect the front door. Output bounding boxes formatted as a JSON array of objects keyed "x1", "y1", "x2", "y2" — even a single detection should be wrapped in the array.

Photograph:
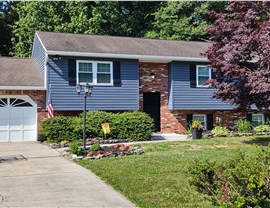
[{"x1": 143, "y1": 92, "x2": 160, "y2": 131}]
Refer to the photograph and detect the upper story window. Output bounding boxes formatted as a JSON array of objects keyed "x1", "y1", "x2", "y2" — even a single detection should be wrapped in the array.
[
  {"x1": 252, "y1": 114, "x2": 264, "y2": 127},
  {"x1": 77, "y1": 60, "x2": 113, "y2": 85},
  {"x1": 196, "y1": 65, "x2": 211, "y2": 87},
  {"x1": 193, "y1": 114, "x2": 206, "y2": 129}
]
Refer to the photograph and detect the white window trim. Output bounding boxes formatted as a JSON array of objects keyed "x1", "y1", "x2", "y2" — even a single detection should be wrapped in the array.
[
  {"x1": 252, "y1": 113, "x2": 264, "y2": 125},
  {"x1": 76, "y1": 60, "x2": 113, "y2": 86},
  {"x1": 196, "y1": 65, "x2": 211, "y2": 87},
  {"x1": 193, "y1": 114, "x2": 207, "y2": 130}
]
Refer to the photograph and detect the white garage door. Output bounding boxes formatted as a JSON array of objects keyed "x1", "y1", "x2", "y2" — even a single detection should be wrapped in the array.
[{"x1": 0, "y1": 96, "x2": 37, "y2": 142}]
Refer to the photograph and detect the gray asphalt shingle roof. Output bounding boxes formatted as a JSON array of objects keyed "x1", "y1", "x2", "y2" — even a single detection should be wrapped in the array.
[
  {"x1": 37, "y1": 31, "x2": 210, "y2": 58},
  {"x1": 0, "y1": 57, "x2": 43, "y2": 87}
]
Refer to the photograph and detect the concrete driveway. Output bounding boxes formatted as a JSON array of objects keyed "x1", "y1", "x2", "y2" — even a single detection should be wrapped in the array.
[{"x1": 0, "y1": 142, "x2": 134, "y2": 208}]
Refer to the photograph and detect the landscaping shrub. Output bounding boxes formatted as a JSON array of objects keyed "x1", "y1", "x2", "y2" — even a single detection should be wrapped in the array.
[
  {"x1": 236, "y1": 119, "x2": 252, "y2": 133},
  {"x1": 39, "y1": 116, "x2": 80, "y2": 142},
  {"x1": 254, "y1": 125, "x2": 270, "y2": 133},
  {"x1": 79, "y1": 110, "x2": 113, "y2": 138},
  {"x1": 110, "y1": 111, "x2": 154, "y2": 141},
  {"x1": 189, "y1": 148, "x2": 270, "y2": 207},
  {"x1": 69, "y1": 141, "x2": 83, "y2": 155},
  {"x1": 211, "y1": 126, "x2": 229, "y2": 136},
  {"x1": 40, "y1": 110, "x2": 154, "y2": 142},
  {"x1": 90, "y1": 143, "x2": 101, "y2": 151}
]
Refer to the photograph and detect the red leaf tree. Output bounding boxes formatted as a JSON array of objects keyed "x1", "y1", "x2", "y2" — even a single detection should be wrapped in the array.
[{"x1": 205, "y1": 2, "x2": 270, "y2": 110}]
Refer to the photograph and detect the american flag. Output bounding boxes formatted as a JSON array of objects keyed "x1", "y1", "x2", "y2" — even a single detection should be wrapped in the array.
[{"x1": 47, "y1": 98, "x2": 54, "y2": 118}]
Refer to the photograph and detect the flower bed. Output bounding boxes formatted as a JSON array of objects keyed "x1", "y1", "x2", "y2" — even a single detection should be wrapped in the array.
[{"x1": 87, "y1": 144, "x2": 144, "y2": 159}]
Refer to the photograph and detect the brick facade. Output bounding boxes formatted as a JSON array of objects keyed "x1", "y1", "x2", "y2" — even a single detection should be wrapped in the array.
[
  {"x1": 0, "y1": 90, "x2": 47, "y2": 130},
  {"x1": 139, "y1": 63, "x2": 186, "y2": 133}
]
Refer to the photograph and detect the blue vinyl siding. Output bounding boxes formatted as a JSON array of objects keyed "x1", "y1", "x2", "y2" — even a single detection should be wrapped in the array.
[
  {"x1": 31, "y1": 34, "x2": 46, "y2": 79},
  {"x1": 170, "y1": 62, "x2": 234, "y2": 110},
  {"x1": 47, "y1": 58, "x2": 139, "y2": 110}
]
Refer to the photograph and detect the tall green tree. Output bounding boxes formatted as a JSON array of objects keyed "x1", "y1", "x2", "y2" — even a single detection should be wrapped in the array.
[
  {"x1": 145, "y1": 1, "x2": 225, "y2": 41},
  {"x1": 0, "y1": 1, "x2": 18, "y2": 56},
  {"x1": 11, "y1": 1, "x2": 93, "y2": 57},
  {"x1": 88, "y1": 1, "x2": 161, "y2": 37}
]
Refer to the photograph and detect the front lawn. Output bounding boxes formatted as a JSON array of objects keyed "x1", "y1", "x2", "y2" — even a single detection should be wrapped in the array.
[{"x1": 78, "y1": 136, "x2": 270, "y2": 208}]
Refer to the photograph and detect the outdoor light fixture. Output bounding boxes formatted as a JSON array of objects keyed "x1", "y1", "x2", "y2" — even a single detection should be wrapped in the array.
[{"x1": 76, "y1": 83, "x2": 93, "y2": 151}]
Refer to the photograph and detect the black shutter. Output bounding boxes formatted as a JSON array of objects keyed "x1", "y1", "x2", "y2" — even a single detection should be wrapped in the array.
[
  {"x1": 113, "y1": 61, "x2": 121, "y2": 86},
  {"x1": 68, "y1": 59, "x2": 76, "y2": 86},
  {"x1": 186, "y1": 114, "x2": 193, "y2": 129},
  {"x1": 207, "y1": 114, "x2": 214, "y2": 130},
  {"x1": 264, "y1": 113, "x2": 270, "y2": 124},
  {"x1": 211, "y1": 69, "x2": 216, "y2": 79},
  {"x1": 246, "y1": 113, "x2": 252, "y2": 122},
  {"x1": 190, "y1": 64, "x2": 196, "y2": 88}
]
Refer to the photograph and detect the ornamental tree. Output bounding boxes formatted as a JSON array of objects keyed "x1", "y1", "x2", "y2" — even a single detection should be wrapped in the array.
[{"x1": 205, "y1": 1, "x2": 270, "y2": 109}]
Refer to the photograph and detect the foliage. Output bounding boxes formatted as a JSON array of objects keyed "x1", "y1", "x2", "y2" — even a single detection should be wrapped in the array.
[
  {"x1": 0, "y1": 1, "x2": 18, "y2": 56},
  {"x1": 191, "y1": 120, "x2": 203, "y2": 129},
  {"x1": 11, "y1": 1, "x2": 93, "y2": 57},
  {"x1": 90, "y1": 143, "x2": 101, "y2": 152},
  {"x1": 41, "y1": 111, "x2": 154, "y2": 142},
  {"x1": 190, "y1": 148, "x2": 270, "y2": 207},
  {"x1": 211, "y1": 126, "x2": 229, "y2": 136},
  {"x1": 205, "y1": 2, "x2": 270, "y2": 109},
  {"x1": 254, "y1": 125, "x2": 270, "y2": 133},
  {"x1": 110, "y1": 111, "x2": 154, "y2": 141},
  {"x1": 39, "y1": 116, "x2": 80, "y2": 143},
  {"x1": 145, "y1": 1, "x2": 225, "y2": 41},
  {"x1": 236, "y1": 119, "x2": 252, "y2": 133},
  {"x1": 79, "y1": 110, "x2": 113, "y2": 138},
  {"x1": 69, "y1": 141, "x2": 83, "y2": 155},
  {"x1": 89, "y1": 1, "x2": 161, "y2": 37}
]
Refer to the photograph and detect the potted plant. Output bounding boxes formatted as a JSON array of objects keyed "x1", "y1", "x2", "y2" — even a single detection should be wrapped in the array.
[{"x1": 191, "y1": 120, "x2": 204, "y2": 139}]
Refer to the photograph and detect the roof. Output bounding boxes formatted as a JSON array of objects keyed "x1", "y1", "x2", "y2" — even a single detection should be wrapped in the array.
[
  {"x1": 36, "y1": 31, "x2": 210, "y2": 61},
  {"x1": 0, "y1": 57, "x2": 44, "y2": 88}
]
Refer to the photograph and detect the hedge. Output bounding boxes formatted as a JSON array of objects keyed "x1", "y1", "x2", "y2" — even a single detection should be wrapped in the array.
[{"x1": 39, "y1": 110, "x2": 154, "y2": 142}]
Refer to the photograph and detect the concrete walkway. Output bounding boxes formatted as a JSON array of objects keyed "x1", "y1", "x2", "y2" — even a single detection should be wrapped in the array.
[{"x1": 0, "y1": 142, "x2": 134, "y2": 208}]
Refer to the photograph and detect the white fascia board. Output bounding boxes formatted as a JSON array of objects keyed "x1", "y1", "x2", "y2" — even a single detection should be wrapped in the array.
[
  {"x1": 46, "y1": 50, "x2": 208, "y2": 63},
  {"x1": 0, "y1": 86, "x2": 46, "y2": 90}
]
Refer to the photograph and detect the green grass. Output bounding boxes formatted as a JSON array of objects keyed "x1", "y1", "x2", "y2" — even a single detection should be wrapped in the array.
[{"x1": 78, "y1": 136, "x2": 270, "y2": 208}]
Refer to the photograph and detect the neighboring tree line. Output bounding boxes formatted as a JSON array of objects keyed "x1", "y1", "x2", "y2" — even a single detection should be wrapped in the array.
[{"x1": 0, "y1": 1, "x2": 225, "y2": 57}]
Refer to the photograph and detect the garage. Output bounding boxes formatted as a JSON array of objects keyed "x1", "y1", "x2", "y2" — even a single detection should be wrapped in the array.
[{"x1": 0, "y1": 96, "x2": 37, "y2": 142}]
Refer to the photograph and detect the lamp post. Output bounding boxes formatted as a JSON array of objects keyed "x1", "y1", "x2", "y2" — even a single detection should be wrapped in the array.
[{"x1": 76, "y1": 83, "x2": 92, "y2": 151}]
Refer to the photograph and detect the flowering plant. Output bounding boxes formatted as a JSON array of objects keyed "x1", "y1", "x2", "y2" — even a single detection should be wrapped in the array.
[{"x1": 191, "y1": 120, "x2": 204, "y2": 130}]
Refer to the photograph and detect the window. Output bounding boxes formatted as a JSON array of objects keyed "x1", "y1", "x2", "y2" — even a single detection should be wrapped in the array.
[
  {"x1": 193, "y1": 114, "x2": 206, "y2": 129},
  {"x1": 196, "y1": 65, "x2": 211, "y2": 87},
  {"x1": 77, "y1": 61, "x2": 113, "y2": 85},
  {"x1": 252, "y1": 114, "x2": 264, "y2": 127}
]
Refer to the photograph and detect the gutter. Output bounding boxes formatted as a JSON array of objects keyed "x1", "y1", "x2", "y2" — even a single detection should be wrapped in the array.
[
  {"x1": 46, "y1": 50, "x2": 208, "y2": 63},
  {"x1": 0, "y1": 86, "x2": 46, "y2": 90}
]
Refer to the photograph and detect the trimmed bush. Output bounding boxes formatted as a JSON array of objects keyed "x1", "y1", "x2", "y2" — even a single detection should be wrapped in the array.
[
  {"x1": 254, "y1": 125, "x2": 270, "y2": 132},
  {"x1": 236, "y1": 119, "x2": 252, "y2": 133},
  {"x1": 40, "y1": 110, "x2": 154, "y2": 142},
  {"x1": 190, "y1": 148, "x2": 270, "y2": 207},
  {"x1": 81, "y1": 110, "x2": 113, "y2": 138},
  {"x1": 211, "y1": 126, "x2": 229, "y2": 136},
  {"x1": 90, "y1": 143, "x2": 101, "y2": 151},
  {"x1": 110, "y1": 111, "x2": 154, "y2": 141},
  {"x1": 39, "y1": 116, "x2": 80, "y2": 142}
]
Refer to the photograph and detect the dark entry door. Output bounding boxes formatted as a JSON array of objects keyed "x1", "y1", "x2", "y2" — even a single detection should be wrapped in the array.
[{"x1": 143, "y1": 92, "x2": 160, "y2": 131}]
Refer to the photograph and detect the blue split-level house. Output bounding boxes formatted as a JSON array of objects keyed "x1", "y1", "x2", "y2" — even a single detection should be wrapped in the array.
[{"x1": 0, "y1": 31, "x2": 269, "y2": 142}]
